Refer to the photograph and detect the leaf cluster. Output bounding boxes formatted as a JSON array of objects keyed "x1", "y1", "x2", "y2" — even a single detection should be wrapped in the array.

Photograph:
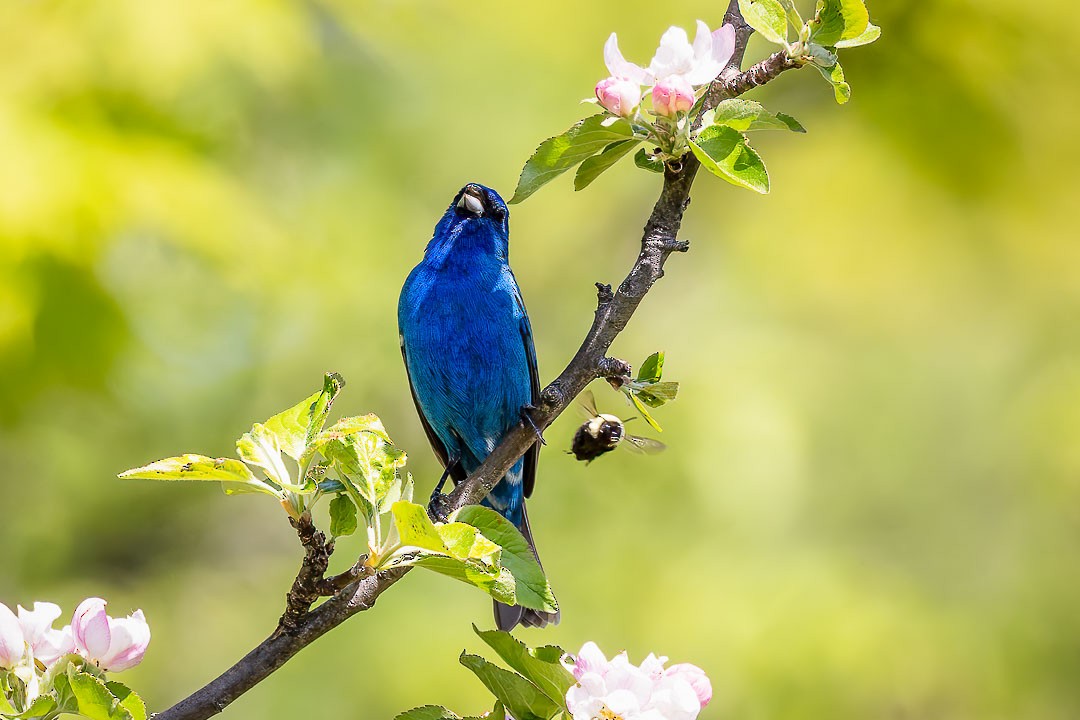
[
  {"x1": 1, "y1": 657, "x2": 146, "y2": 720},
  {"x1": 739, "y1": 0, "x2": 880, "y2": 104},
  {"x1": 621, "y1": 352, "x2": 680, "y2": 432},
  {"x1": 397, "y1": 627, "x2": 575, "y2": 720},
  {"x1": 119, "y1": 374, "x2": 557, "y2": 615}
]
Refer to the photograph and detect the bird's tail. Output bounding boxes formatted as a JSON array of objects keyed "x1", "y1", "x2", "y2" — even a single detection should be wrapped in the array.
[{"x1": 494, "y1": 502, "x2": 560, "y2": 631}]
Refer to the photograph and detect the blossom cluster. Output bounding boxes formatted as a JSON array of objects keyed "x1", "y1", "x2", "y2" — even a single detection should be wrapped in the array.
[
  {"x1": 0, "y1": 597, "x2": 150, "y2": 673},
  {"x1": 594, "y1": 21, "x2": 735, "y2": 120},
  {"x1": 565, "y1": 642, "x2": 712, "y2": 720}
]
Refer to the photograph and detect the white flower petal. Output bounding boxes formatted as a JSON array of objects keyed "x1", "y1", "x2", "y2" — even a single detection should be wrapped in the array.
[
  {"x1": 98, "y1": 609, "x2": 150, "y2": 672},
  {"x1": 17, "y1": 602, "x2": 62, "y2": 645},
  {"x1": 711, "y1": 24, "x2": 736, "y2": 68},
  {"x1": 646, "y1": 677, "x2": 702, "y2": 720},
  {"x1": 574, "y1": 641, "x2": 611, "y2": 679},
  {"x1": 35, "y1": 625, "x2": 74, "y2": 665},
  {"x1": 566, "y1": 678, "x2": 609, "y2": 720},
  {"x1": 604, "y1": 660, "x2": 653, "y2": 704},
  {"x1": 649, "y1": 26, "x2": 695, "y2": 80},
  {"x1": 639, "y1": 652, "x2": 668, "y2": 680},
  {"x1": 604, "y1": 689, "x2": 643, "y2": 718},
  {"x1": 604, "y1": 33, "x2": 651, "y2": 85},
  {"x1": 0, "y1": 603, "x2": 25, "y2": 669},
  {"x1": 691, "y1": 20, "x2": 713, "y2": 61}
]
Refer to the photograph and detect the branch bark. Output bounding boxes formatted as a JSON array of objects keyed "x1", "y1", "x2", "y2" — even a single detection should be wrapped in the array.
[{"x1": 153, "y1": 4, "x2": 803, "y2": 717}]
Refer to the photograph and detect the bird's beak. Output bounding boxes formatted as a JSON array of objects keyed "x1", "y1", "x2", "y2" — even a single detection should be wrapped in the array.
[{"x1": 457, "y1": 186, "x2": 485, "y2": 216}]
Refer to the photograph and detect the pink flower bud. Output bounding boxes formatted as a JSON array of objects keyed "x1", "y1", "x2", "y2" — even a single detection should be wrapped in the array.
[
  {"x1": 73, "y1": 598, "x2": 111, "y2": 660},
  {"x1": 0, "y1": 603, "x2": 25, "y2": 669},
  {"x1": 666, "y1": 663, "x2": 713, "y2": 708},
  {"x1": 72, "y1": 598, "x2": 150, "y2": 672},
  {"x1": 594, "y1": 76, "x2": 641, "y2": 118},
  {"x1": 651, "y1": 76, "x2": 695, "y2": 117}
]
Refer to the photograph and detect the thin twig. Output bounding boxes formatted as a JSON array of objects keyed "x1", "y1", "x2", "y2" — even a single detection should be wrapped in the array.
[{"x1": 277, "y1": 514, "x2": 333, "y2": 634}]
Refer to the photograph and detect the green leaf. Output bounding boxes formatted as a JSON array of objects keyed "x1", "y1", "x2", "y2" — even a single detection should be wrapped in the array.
[
  {"x1": 68, "y1": 668, "x2": 131, "y2": 720},
  {"x1": 835, "y1": 21, "x2": 880, "y2": 48},
  {"x1": 777, "y1": 0, "x2": 804, "y2": 28},
  {"x1": 738, "y1": 0, "x2": 789, "y2": 45},
  {"x1": 0, "y1": 674, "x2": 16, "y2": 714},
  {"x1": 4, "y1": 695, "x2": 57, "y2": 719},
  {"x1": 626, "y1": 390, "x2": 662, "y2": 432},
  {"x1": 636, "y1": 381, "x2": 680, "y2": 408},
  {"x1": 233, "y1": 373, "x2": 345, "y2": 492},
  {"x1": 452, "y1": 506, "x2": 558, "y2": 613},
  {"x1": 390, "y1": 502, "x2": 501, "y2": 568},
  {"x1": 689, "y1": 125, "x2": 770, "y2": 194},
  {"x1": 266, "y1": 372, "x2": 344, "y2": 462},
  {"x1": 473, "y1": 627, "x2": 574, "y2": 710},
  {"x1": 438, "y1": 522, "x2": 502, "y2": 566},
  {"x1": 105, "y1": 682, "x2": 146, "y2": 720},
  {"x1": 814, "y1": 59, "x2": 851, "y2": 104},
  {"x1": 573, "y1": 139, "x2": 641, "y2": 191},
  {"x1": 393, "y1": 704, "x2": 491, "y2": 720},
  {"x1": 395, "y1": 707, "x2": 463, "y2": 720},
  {"x1": 703, "y1": 100, "x2": 805, "y2": 133},
  {"x1": 329, "y1": 494, "x2": 358, "y2": 537},
  {"x1": 510, "y1": 114, "x2": 635, "y2": 203},
  {"x1": 459, "y1": 654, "x2": 560, "y2": 720},
  {"x1": 634, "y1": 148, "x2": 665, "y2": 174},
  {"x1": 118, "y1": 454, "x2": 279, "y2": 497},
  {"x1": 637, "y1": 352, "x2": 664, "y2": 383},
  {"x1": 316, "y1": 414, "x2": 392, "y2": 447},
  {"x1": 326, "y1": 432, "x2": 408, "y2": 519},
  {"x1": 809, "y1": 0, "x2": 870, "y2": 47},
  {"x1": 412, "y1": 557, "x2": 515, "y2": 605},
  {"x1": 391, "y1": 501, "x2": 447, "y2": 554}
]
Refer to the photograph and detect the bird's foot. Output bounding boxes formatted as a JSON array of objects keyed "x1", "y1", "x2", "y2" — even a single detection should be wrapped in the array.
[
  {"x1": 520, "y1": 405, "x2": 546, "y2": 446},
  {"x1": 428, "y1": 491, "x2": 453, "y2": 523}
]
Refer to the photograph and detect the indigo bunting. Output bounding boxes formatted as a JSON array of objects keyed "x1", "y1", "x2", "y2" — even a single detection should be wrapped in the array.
[{"x1": 398, "y1": 183, "x2": 558, "y2": 630}]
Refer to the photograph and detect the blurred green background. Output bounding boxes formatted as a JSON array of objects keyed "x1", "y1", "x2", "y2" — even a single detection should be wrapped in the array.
[{"x1": 2, "y1": 1, "x2": 1078, "y2": 718}]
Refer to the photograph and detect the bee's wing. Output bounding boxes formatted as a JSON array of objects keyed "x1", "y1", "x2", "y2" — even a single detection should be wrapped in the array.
[
  {"x1": 577, "y1": 389, "x2": 600, "y2": 419},
  {"x1": 622, "y1": 434, "x2": 667, "y2": 455}
]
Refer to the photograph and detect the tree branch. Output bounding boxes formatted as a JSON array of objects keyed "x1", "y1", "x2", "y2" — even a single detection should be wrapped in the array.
[
  {"x1": 277, "y1": 513, "x2": 334, "y2": 633},
  {"x1": 152, "y1": 4, "x2": 805, "y2": 717}
]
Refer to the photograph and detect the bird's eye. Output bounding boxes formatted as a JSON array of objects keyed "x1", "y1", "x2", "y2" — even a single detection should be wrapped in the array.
[{"x1": 492, "y1": 207, "x2": 507, "y2": 221}]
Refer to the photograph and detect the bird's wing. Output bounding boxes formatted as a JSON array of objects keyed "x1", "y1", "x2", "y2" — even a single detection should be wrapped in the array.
[
  {"x1": 515, "y1": 287, "x2": 541, "y2": 499},
  {"x1": 400, "y1": 342, "x2": 467, "y2": 484}
]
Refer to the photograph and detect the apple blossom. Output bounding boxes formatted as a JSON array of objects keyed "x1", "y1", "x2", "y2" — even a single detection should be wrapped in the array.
[
  {"x1": 72, "y1": 597, "x2": 150, "y2": 672},
  {"x1": 0, "y1": 602, "x2": 25, "y2": 669},
  {"x1": 566, "y1": 642, "x2": 710, "y2": 720},
  {"x1": 595, "y1": 77, "x2": 642, "y2": 118},
  {"x1": 649, "y1": 21, "x2": 736, "y2": 87},
  {"x1": 602, "y1": 20, "x2": 736, "y2": 90},
  {"x1": 18, "y1": 602, "x2": 74, "y2": 665},
  {"x1": 651, "y1": 76, "x2": 695, "y2": 117}
]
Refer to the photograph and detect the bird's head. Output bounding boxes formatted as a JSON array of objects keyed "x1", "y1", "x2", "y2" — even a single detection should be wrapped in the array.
[
  {"x1": 450, "y1": 183, "x2": 508, "y2": 232},
  {"x1": 427, "y1": 183, "x2": 510, "y2": 261}
]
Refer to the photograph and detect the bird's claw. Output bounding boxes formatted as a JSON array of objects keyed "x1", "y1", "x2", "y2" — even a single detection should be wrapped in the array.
[
  {"x1": 520, "y1": 405, "x2": 546, "y2": 446},
  {"x1": 428, "y1": 491, "x2": 453, "y2": 523}
]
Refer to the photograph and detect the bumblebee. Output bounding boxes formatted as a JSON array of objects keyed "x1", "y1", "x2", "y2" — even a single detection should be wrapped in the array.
[{"x1": 570, "y1": 390, "x2": 665, "y2": 463}]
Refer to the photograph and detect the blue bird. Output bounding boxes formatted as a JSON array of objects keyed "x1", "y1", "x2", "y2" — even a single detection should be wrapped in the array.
[{"x1": 398, "y1": 183, "x2": 558, "y2": 631}]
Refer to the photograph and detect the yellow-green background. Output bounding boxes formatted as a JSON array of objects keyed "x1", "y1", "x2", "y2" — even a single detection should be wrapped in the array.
[{"x1": 2, "y1": 1, "x2": 1077, "y2": 718}]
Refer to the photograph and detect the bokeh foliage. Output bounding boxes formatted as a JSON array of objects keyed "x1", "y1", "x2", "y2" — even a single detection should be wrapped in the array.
[{"x1": 1, "y1": 1, "x2": 1078, "y2": 719}]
